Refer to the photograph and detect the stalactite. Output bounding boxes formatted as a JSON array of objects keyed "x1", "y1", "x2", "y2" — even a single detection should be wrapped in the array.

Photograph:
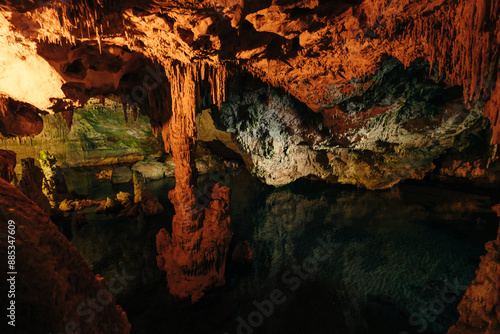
[
  {"x1": 381, "y1": 0, "x2": 499, "y2": 104},
  {"x1": 156, "y1": 61, "x2": 232, "y2": 302},
  {"x1": 96, "y1": 26, "x2": 102, "y2": 54},
  {"x1": 60, "y1": 109, "x2": 73, "y2": 130},
  {"x1": 123, "y1": 105, "x2": 128, "y2": 123}
]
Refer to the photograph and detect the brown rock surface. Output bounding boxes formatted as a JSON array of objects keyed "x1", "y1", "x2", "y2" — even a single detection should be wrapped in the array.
[
  {"x1": 59, "y1": 198, "x2": 100, "y2": 212},
  {"x1": 0, "y1": 149, "x2": 16, "y2": 182},
  {"x1": 232, "y1": 240, "x2": 254, "y2": 265},
  {"x1": 0, "y1": 177, "x2": 131, "y2": 334},
  {"x1": 485, "y1": 73, "x2": 500, "y2": 145},
  {"x1": 0, "y1": 94, "x2": 43, "y2": 138}
]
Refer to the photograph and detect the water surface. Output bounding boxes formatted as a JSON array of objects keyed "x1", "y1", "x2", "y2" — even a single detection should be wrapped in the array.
[{"x1": 57, "y1": 167, "x2": 499, "y2": 334}]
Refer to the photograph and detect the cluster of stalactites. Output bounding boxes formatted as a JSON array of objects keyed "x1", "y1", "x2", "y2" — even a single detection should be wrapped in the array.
[
  {"x1": 147, "y1": 60, "x2": 228, "y2": 152},
  {"x1": 23, "y1": 0, "x2": 125, "y2": 52},
  {"x1": 381, "y1": 0, "x2": 500, "y2": 104}
]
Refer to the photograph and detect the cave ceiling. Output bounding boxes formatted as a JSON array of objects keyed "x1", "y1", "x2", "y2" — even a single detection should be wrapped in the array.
[{"x1": 0, "y1": 0, "x2": 498, "y2": 140}]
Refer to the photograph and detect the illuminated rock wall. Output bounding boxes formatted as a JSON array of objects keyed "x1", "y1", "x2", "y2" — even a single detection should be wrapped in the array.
[{"x1": 0, "y1": 177, "x2": 131, "y2": 334}]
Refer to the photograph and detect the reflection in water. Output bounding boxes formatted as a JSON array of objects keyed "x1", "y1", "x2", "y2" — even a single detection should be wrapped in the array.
[
  {"x1": 59, "y1": 168, "x2": 499, "y2": 334},
  {"x1": 156, "y1": 180, "x2": 232, "y2": 302},
  {"x1": 246, "y1": 182, "x2": 497, "y2": 333},
  {"x1": 155, "y1": 65, "x2": 232, "y2": 302}
]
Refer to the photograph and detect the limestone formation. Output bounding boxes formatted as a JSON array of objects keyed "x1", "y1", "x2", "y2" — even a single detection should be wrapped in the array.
[
  {"x1": 0, "y1": 0, "x2": 499, "y2": 328},
  {"x1": 0, "y1": 177, "x2": 131, "y2": 334},
  {"x1": 38, "y1": 150, "x2": 57, "y2": 208},
  {"x1": 0, "y1": 1, "x2": 497, "y2": 189},
  {"x1": 0, "y1": 149, "x2": 16, "y2": 182},
  {"x1": 448, "y1": 211, "x2": 500, "y2": 334},
  {"x1": 132, "y1": 171, "x2": 164, "y2": 216},
  {"x1": 0, "y1": 1, "x2": 498, "y2": 140},
  {"x1": 16, "y1": 158, "x2": 51, "y2": 214},
  {"x1": 0, "y1": 98, "x2": 159, "y2": 168},
  {"x1": 131, "y1": 159, "x2": 165, "y2": 181},
  {"x1": 59, "y1": 198, "x2": 100, "y2": 212},
  {"x1": 95, "y1": 197, "x2": 122, "y2": 214},
  {"x1": 156, "y1": 63, "x2": 232, "y2": 302},
  {"x1": 111, "y1": 166, "x2": 133, "y2": 184}
]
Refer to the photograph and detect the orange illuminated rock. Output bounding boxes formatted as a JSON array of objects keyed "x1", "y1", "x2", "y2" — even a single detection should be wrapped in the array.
[
  {"x1": 156, "y1": 62, "x2": 232, "y2": 302},
  {"x1": 0, "y1": 95, "x2": 43, "y2": 138},
  {"x1": 485, "y1": 73, "x2": 500, "y2": 145},
  {"x1": 448, "y1": 210, "x2": 500, "y2": 334},
  {"x1": 156, "y1": 182, "x2": 232, "y2": 302},
  {"x1": 0, "y1": 0, "x2": 498, "y2": 146},
  {"x1": 0, "y1": 177, "x2": 131, "y2": 334},
  {"x1": 0, "y1": 1, "x2": 497, "y2": 114},
  {"x1": 439, "y1": 160, "x2": 487, "y2": 179}
]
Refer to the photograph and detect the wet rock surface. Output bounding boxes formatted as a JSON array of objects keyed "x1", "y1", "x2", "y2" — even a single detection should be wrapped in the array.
[
  {"x1": 111, "y1": 166, "x2": 133, "y2": 184},
  {"x1": 0, "y1": 98, "x2": 160, "y2": 169},
  {"x1": 131, "y1": 159, "x2": 166, "y2": 181}
]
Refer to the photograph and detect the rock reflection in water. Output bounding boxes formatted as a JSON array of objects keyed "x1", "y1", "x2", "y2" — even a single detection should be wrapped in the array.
[
  {"x1": 62, "y1": 169, "x2": 498, "y2": 334},
  {"x1": 154, "y1": 63, "x2": 233, "y2": 302},
  {"x1": 245, "y1": 180, "x2": 498, "y2": 334}
]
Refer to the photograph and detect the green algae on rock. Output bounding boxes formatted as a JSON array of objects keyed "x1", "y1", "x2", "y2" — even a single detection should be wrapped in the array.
[{"x1": 0, "y1": 98, "x2": 161, "y2": 171}]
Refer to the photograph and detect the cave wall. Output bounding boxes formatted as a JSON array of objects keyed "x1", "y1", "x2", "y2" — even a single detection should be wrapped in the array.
[
  {"x1": 0, "y1": 177, "x2": 131, "y2": 334},
  {"x1": 218, "y1": 66, "x2": 499, "y2": 189},
  {"x1": 0, "y1": 98, "x2": 161, "y2": 171},
  {"x1": 1, "y1": 0, "x2": 498, "y2": 126}
]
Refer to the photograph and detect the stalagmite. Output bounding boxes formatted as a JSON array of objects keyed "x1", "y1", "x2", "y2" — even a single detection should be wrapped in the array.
[{"x1": 38, "y1": 150, "x2": 57, "y2": 208}]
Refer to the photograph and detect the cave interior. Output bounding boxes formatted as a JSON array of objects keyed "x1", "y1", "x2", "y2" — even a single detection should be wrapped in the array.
[{"x1": 0, "y1": 1, "x2": 500, "y2": 334}]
